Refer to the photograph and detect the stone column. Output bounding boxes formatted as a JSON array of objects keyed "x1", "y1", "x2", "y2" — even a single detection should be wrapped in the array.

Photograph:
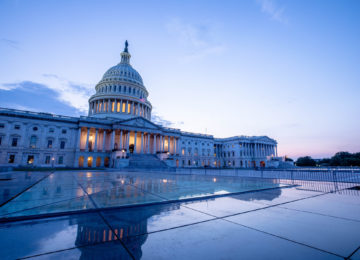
[
  {"x1": 163, "y1": 136, "x2": 166, "y2": 151},
  {"x1": 140, "y1": 132, "x2": 144, "y2": 153},
  {"x1": 126, "y1": 100, "x2": 129, "y2": 113},
  {"x1": 110, "y1": 130, "x2": 115, "y2": 151},
  {"x1": 134, "y1": 131, "x2": 137, "y2": 154},
  {"x1": 137, "y1": 103, "x2": 140, "y2": 116},
  {"x1": 119, "y1": 130, "x2": 123, "y2": 149},
  {"x1": 76, "y1": 127, "x2": 81, "y2": 151},
  {"x1": 275, "y1": 146, "x2": 278, "y2": 156},
  {"x1": 126, "y1": 131, "x2": 130, "y2": 151},
  {"x1": 147, "y1": 134, "x2": 150, "y2": 154},
  {"x1": 177, "y1": 138, "x2": 180, "y2": 154},
  {"x1": 115, "y1": 99, "x2": 118, "y2": 112},
  {"x1": 160, "y1": 136, "x2": 163, "y2": 152},
  {"x1": 94, "y1": 129, "x2": 98, "y2": 152},
  {"x1": 168, "y1": 136, "x2": 171, "y2": 153},
  {"x1": 85, "y1": 128, "x2": 90, "y2": 152},
  {"x1": 102, "y1": 130, "x2": 106, "y2": 152},
  {"x1": 153, "y1": 135, "x2": 157, "y2": 154}
]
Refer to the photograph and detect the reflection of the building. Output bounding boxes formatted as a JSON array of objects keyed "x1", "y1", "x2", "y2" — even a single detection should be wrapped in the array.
[
  {"x1": 70, "y1": 177, "x2": 284, "y2": 259},
  {"x1": 73, "y1": 202, "x2": 181, "y2": 259}
]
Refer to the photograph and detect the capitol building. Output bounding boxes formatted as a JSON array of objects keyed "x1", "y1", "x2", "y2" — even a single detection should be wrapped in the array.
[{"x1": 0, "y1": 42, "x2": 278, "y2": 169}]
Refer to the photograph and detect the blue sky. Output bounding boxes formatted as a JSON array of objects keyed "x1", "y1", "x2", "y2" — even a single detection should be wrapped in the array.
[{"x1": 0, "y1": 0, "x2": 359, "y2": 159}]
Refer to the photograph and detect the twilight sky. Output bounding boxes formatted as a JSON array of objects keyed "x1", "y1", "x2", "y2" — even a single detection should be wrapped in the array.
[{"x1": 0, "y1": 0, "x2": 359, "y2": 159}]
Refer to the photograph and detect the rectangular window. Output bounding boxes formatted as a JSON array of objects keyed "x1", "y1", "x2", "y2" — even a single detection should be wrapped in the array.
[
  {"x1": 60, "y1": 141, "x2": 65, "y2": 149},
  {"x1": 45, "y1": 155, "x2": 51, "y2": 164},
  {"x1": 8, "y1": 154, "x2": 15, "y2": 163},
  {"x1": 27, "y1": 155, "x2": 34, "y2": 164},
  {"x1": 127, "y1": 103, "x2": 131, "y2": 113},
  {"x1": 0, "y1": 136, "x2": 2, "y2": 145},
  {"x1": 181, "y1": 148, "x2": 185, "y2": 155},
  {"x1": 47, "y1": 140, "x2": 53, "y2": 148},
  {"x1": 14, "y1": 125, "x2": 20, "y2": 130},
  {"x1": 49, "y1": 128, "x2": 54, "y2": 133},
  {"x1": 61, "y1": 129, "x2": 67, "y2": 134},
  {"x1": 112, "y1": 101, "x2": 115, "y2": 112},
  {"x1": 30, "y1": 136, "x2": 37, "y2": 148},
  {"x1": 58, "y1": 156, "x2": 64, "y2": 164},
  {"x1": 122, "y1": 103, "x2": 126, "y2": 112},
  {"x1": 11, "y1": 138, "x2": 18, "y2": 147},
  {"x1": 117, "y1": 102, "x2": 120, "y2": 112}
]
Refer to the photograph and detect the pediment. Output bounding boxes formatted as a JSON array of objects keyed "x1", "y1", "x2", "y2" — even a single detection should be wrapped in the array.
[
  {"x1": 256, "y1": 136, "x2": 276, "y2": 143},
  {"x1": 118, "y1": 117, "x2": 161, "y2": 130}
]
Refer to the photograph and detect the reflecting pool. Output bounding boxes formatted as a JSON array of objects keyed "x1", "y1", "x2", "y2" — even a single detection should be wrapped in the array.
[
  {"x1": 0, "y1": 171, "x2": 287, "y2": 219},
  {"x1": 1, "y1": 170, "x2": 359, "y2": 260}
]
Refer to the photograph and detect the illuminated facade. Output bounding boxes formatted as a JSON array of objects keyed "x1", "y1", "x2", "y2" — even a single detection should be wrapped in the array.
[{"x1": 0, "y1": 42, "x2": 277, "y2": 169}]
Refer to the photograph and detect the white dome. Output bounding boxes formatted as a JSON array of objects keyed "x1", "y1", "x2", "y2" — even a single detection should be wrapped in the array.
[
  {"x1": 102, "y1": 63, "x2": 144, "y2": 85},
  {"x1": 88, "y1": 41, "x2": 152, "y2": 121}
]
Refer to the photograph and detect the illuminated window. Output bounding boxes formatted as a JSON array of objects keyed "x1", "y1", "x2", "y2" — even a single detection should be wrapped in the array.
[
  {"x1": 181, "y1": 148, "x2": 185, "y2": 155},
  {"x1": 27, "y1": 155, "x2": 34, "y2": 164},
  {"x1": 112, "y1": 101, "x2": 115, "y2": 112},
  {"x1": 127, "y1": 103, "x2": 131, "y2": 113},
  {"x1": 122, "y1": 102, "x2": 126, "y2": 112},
  {"x1": 99, "y1": 103, "x2": 102, "y2": 111},
  {"x1": 117, "y1": 102, "x2": 120, "y2": 112}
]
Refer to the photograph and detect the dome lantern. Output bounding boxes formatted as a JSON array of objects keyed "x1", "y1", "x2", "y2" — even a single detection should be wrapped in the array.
[{"x1": 120, "y1": 40, "x2": 131, "y2": 64}]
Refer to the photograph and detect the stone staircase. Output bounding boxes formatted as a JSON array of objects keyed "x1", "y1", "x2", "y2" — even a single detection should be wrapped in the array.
[{"x1": 127, "y1": 154, "x2": 169, "y2": 169}]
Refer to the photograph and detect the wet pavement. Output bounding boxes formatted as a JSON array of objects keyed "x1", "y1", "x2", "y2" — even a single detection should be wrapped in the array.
[{"x1": 0, "y1": 170, "x2": 359, "y2": 259}]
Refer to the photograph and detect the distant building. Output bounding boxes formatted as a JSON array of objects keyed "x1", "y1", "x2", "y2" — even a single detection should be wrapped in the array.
[{"x1": 0, "y1": 42, "x2": 278, "y2": 169}]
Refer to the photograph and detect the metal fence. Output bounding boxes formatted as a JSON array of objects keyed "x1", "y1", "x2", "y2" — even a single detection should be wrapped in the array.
[{"x1": 174, "y1": 168, "x2": 360, "y2": 184}]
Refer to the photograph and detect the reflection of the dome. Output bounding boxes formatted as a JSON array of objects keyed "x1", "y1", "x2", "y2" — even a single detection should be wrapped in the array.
[{"x1": 74, "y1": 203, "x2": 181, "y2": 259}]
